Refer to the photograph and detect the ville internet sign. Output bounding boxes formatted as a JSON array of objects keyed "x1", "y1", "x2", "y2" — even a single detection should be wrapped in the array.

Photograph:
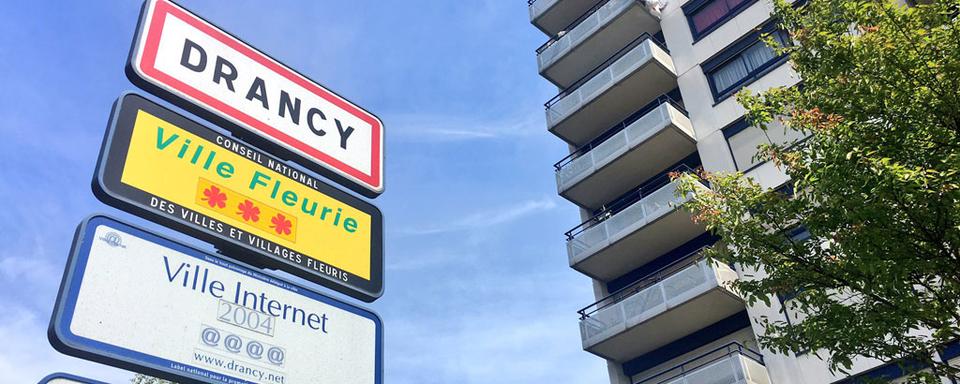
[
  {"x1": 94, "y1": 93, "x2": 383, "y2": 302},
  {"x1": 49, "y1": 216, "x2": 383, "y2": 384},
  {"x1": 127, "y1": 0, "x2": 384, "y2": 197}
]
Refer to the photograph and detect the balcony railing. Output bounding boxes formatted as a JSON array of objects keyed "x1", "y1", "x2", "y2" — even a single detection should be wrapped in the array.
[
  {"x1": 537, "y1": 0, "x2": 660, "y2": 78},
  {"x1": 545, "y1": 33, "x2": 666, "y2": 110},
  {"x1": 536, "y1": 0, "x2": 616, "y2": 54},
  {"x1": 578, "y1": 247, "x2": 708, "y2": 320},
  {"x1": 633, "y1": 343, "x2": 770, "y2": 384},
  {"x1": 565, "y1": 163, "x2": 700, "y2": 253},
  {"x1": 554, "y1": 95, "x2": 688, "y2": 190},
  {"x1": 528, "y1": 0, "x2": 562, "y2": 22},
  {"x1": 529, "y1": 0, "x2": 554, "y2": 10},
  {"x1": 578, "y1": 258, "x2": 739, "y2": 346}
]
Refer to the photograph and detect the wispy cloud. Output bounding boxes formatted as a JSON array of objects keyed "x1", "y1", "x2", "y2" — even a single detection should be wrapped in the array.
[
  {"x1": 399, "y1": 197, "x2": 558, "y2": 236},
  {"x1": 387, "y1": 109, "x2": 546, "y2": 142}
]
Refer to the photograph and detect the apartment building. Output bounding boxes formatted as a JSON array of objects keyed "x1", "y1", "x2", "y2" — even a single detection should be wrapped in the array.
[{"x1": 527, "y1": 0, "x2": 960, "y2": 383}]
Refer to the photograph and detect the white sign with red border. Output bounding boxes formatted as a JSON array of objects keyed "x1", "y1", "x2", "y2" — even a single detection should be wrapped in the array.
[{"x1": 127, "y1": 0, "x2": 384, "y2": 197}]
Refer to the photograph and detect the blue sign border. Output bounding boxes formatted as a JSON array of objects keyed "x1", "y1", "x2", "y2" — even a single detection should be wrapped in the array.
[
  {"x1": 48, "y1": 215, "x2": 384, "y2": 384},
  {"x1": 38, "y1": 372, "x2": 110, "y2": 384}
]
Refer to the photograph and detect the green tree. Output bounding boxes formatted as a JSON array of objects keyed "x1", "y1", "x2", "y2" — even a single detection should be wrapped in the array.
[
  {"x1": 674, "y1": 0, "x2": 960, "y2": 382},
  {"x1": 131, "y1": 374, "x2": 177, "y2": 384}
]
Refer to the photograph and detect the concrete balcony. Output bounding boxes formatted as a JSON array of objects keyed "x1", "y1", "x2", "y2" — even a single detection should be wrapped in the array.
[
  {"x1": 555, "y1": 97, "x2": 695, "y2": 210},
  {"x1": 566, "y1": 175, "x2": 708, "y2": 281},
  {"x1": 633, "y1": 343, "x2": 771, "y2": 384},
  {"x1": 578, "y1": 259, "x2": 743, "y2": 362},
  {"x1": 545, "y1": 34, "x2": 677, "y2": 147},
  {"x1": 538, "y1": 0, "x2": 661, "y2": 88},
  {"x1": 529, "y1": 0, "x2": 602, "y2": 36}
]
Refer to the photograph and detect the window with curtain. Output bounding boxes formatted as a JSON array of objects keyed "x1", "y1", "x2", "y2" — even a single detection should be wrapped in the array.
[
  {"x1": 688, "y1": 0, "x2": 752, "y2": 38},
  {"x1": 703, "y1": 27, "x2": 790, "y2": 101}
]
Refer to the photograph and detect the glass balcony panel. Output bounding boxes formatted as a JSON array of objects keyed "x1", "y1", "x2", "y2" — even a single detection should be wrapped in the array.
[
  {"x1": 556, "y1": 153, "x2": 597, "y2": 188},
  {"x1": 538, "y1": 0, "x2": 637, "y2": 71},
  {"x1": 662, "y1": 261, "x2": 710, "y2": 307},
  {"x1": 633, "y1": 351, "x2": 771, "y2": 384},
  {"x1": 568, "y1": 12, "x2": 599, "y2": 42},
  {"x1": 539, "y1": 39, "x2": 570, "y2": 67},
  {"x1": 591, "y1": 130, "x2": 628, "y2": 167},
  {"x1": 579, "y1": 259, "x2": 732, "y2": 348},
  {"x1": 603, "y1": 197, "x2": 649, "y2": 240},
  {"x1": 566, "y1": 177, "x2": 700, "y2": 260},
  {"x1": 568, "y1": 223, "x2": 609, "y2": 261},
  {"x1": 682, "y1": 356, "x2": 744, "y2": 384},
  {"x1": 580, "y1": 302, "x2": 625, "y2": 343},
  {"x1": 581, "y1": 70, "x2": 614, "y2": 102},
  {"x1": 611, "y1": 42, "x2": 652, "y2": 78},
  {"x1": 640, "y1": 180, "x2": 685, "y2": 220},
  {"x1": 624, "y1": 103, "x2": 669, "y2": 143},
  {"x1": 549, "y1": 92, "x2": 583, "y2": 124},
  {"x1": 554, "y1": 101, "x2": 695, "y2": 205},
  {"x1": 529, "y1": 0, "x2": 560, "y2": 21},
  {"x1": 545, "y1": 39, "x2": 657, "y2": 128},
  {"x1": 621, "y1": 284, "x2": 666, "y2": 322},
  {"x1": 555, "y1": 103, "x2": 666, "y2": 190},
  {"x1": 600, "y1": 0, "x2": 634, "y2": 19}
]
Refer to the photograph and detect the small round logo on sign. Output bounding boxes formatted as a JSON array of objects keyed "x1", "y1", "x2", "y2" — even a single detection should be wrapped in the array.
[{"x1": 99, "y1": 232, "x2": 125, "y2": 248}]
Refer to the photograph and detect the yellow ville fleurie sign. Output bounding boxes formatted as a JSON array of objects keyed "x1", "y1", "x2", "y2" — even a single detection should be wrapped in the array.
[{"x1": 95, "y1": 94, "x2": 383, "y2": 302}]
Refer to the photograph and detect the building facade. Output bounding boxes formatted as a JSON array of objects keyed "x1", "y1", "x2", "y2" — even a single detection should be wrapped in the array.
[{"x1": 528, "y1": 0, "x2": 958, "y2": 383}]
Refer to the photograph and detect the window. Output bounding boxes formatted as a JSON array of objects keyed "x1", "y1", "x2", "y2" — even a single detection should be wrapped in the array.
[
  {"x1": 703, "y1": 24, "x2": 790, "y2": 102},
  {"x1": 684, "y1": 0, "x2": 757, "y2": 40},
  {"x1": 722, "y1": 117, "x2": 806, "y2": 171},
  {"x1": 787, "y1": 226, "x2": 811, "y2": 242}
]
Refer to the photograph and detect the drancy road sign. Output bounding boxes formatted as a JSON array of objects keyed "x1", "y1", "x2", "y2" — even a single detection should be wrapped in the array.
[
  {"x1": 127, "y1": 0, "x2": 384, "y2": 197},
  {"x1": 93, "y1": 93, "x2": 383, "y2": 302},
  {"x1": 49, "y1": 215, "x2": 383, "y2": 384}
]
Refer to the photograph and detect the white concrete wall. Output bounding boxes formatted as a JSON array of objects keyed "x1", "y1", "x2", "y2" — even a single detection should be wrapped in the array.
[{"x1": 660, "y1": 0, "x2": 800, "y2": 182}]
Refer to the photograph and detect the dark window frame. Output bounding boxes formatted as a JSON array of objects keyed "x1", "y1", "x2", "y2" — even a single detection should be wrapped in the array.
[
  {"x1": 683, "y1": 0, "x2": 759, "y2": 42},
  {"x1": 702, "y1": 21, "x2": 791, "y2": 103},
  {"x1": 721, "y1": 116, "x2": 766, "y2": 172}
]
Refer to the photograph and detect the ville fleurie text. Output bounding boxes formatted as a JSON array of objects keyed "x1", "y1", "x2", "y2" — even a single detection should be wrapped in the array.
[{"x1": 93, "y1": 93, "x2": 383, "y2": 302}]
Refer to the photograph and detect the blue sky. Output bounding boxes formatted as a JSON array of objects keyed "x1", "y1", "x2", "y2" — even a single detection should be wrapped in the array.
[{"x1": 0, "y1": 1, "x2": 606, "y2": 383}]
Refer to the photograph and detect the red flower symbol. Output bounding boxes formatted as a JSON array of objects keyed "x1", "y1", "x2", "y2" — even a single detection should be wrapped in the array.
[
  {"x1": 237, "y1": 200, "x2": 260, "y2": 222},
  {"x1": 202, "y1": 186, "x2": 227, "y2": 209},
  {"x1": 270, "y1": 213, "x2": 292, "y2": 235}
]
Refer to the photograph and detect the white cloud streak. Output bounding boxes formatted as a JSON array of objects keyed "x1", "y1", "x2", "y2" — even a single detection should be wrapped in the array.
[
  {"x1": 387, "y1": 109, "x2": 547, "y2": 142},
  {"x1": 399, "y1": 197, "x2": 558, "y2": 236}
]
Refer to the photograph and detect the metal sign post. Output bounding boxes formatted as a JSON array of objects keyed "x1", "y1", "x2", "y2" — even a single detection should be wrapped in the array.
[
  {"x1": 127, "y1": 0, "x2": 385, "y2": 197},
  {"x1": 37, "y1": 373, "x2": 110, "y2": 384},
  {"x1": 93, "y1": 93, "x2": 383, "y2": 302},
  {"x1": 49, "y1": 215, "x2": 383, "y2": 384}
]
